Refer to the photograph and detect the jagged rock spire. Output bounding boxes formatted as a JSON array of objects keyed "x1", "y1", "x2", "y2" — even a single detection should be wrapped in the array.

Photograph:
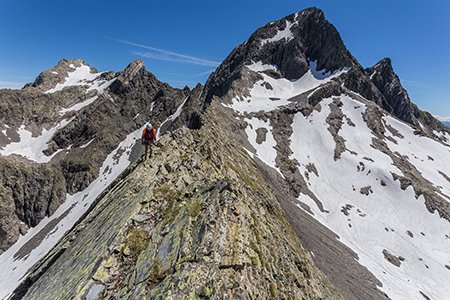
[{"x1": 366, "y1": 58, "x2": 415, "y2": 124}]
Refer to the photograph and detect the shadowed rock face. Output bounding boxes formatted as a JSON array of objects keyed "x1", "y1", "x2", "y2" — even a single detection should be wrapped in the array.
[{"x1": 366, "y1": 58, "x2": 415, "y2": 124}]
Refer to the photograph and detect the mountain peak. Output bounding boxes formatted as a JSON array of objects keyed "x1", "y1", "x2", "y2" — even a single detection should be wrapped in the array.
[
  {"x1": 108, "y1": 58, "x2": 160, "y2": 95},
  {"x1": 202, "y1": 7, "x2": 358, "y2": 106},
  {"x1": 366, "y1": 57, "x2": 416, "y2": 124},
  {"x1": 27, "y1": 58, "x2": 97, "y2": 92},
  {"x1": 372, "y1": 57, "x2": 393, "y2": 71}
]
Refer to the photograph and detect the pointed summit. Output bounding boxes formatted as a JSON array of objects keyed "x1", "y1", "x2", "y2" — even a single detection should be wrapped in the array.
[
  {"x1": 109, "y1": 59, "x2": 161, "y2": 95},
  {"x1": 27, "y1": 58, "x2": 98, "y2": 92},
  {"x1": 202, "y1": 7, "x2": 359, "y2": 107},
  {"x1": 366, "y1": 57, "x2": 415, "y2": 124}
]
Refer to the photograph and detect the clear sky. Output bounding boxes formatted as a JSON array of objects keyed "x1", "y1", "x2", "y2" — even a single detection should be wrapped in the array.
[{"x1": 1, "y1": 0, "x2": 449, "y2": 119}]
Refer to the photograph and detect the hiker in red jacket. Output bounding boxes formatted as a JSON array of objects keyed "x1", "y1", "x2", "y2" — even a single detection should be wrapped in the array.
[{"x1": 142, "y1": 124, "x2": 157, "y2": 159}]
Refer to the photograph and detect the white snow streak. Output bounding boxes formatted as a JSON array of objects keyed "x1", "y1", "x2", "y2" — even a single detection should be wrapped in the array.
[
  {"x1": 59, "y1": 96, "x2": 99, "y2": 115},
  {"x1": 261, "y1": 20, "x2": 294, "y2": 45},
  {"x1": 0, "y1": 126, "x2": 145, "y2": 299},
  {"x1": 157, "y1": 96, "x2": 188, "y2": 139},
  {"x1": 0, "y1": 119, "x2": 73, "y2": 163}
]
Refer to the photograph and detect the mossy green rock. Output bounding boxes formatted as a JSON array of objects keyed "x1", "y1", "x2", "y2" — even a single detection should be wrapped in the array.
[{"x1": 19, "y1": 116, "x2": 344, "y2": 299}]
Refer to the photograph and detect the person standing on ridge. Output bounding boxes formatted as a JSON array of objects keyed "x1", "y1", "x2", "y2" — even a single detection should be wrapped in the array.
[{"x1": 142, "y1": 123, "x2": 157, "y2": 159}]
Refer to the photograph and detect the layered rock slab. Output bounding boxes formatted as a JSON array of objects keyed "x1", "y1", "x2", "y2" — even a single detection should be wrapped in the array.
[{"x1": 17, "y1": 120, "x2": 343, "y2": 299}]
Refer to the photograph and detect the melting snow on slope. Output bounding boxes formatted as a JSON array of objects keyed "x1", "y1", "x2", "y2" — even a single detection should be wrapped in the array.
[
  {"x1": 383, "y1": 116, "x2": 450, "y2": 197},
  {"x1": 223, "y1": 61, "x2": 347, "y2": 114},
  {"x1": 0, "y1": 119, "x2": 73, "y2": 163},
  {"x1": 244, "y1": 117, "x2": 280, "y2": 175},
  {"x1": 0, "y1": 125, "x2": 146, "y2": 300},
  {"x1": 261, "y1": 20, "x2": 294, "y2": 45},
  {"x1": 290, "y1": 95, "x2": 450, "y2": 300},
  {"x1": 157, "y1": 96, "x2": 188, "y2": 139},
  {"x1": 59, "y1": 95, "x2": 99, "y2": 116},
  {"x1": 45, "y1": 64, "x2": 115, "y2": 94}
]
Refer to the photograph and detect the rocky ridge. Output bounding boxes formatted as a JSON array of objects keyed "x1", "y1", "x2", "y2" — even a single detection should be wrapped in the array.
[
  {"x1": 14, "y1": 117, "x2": 343, "y2": 299},
  {"x1": 0, "y1": 58, "x2": 199, "y2": 252}
]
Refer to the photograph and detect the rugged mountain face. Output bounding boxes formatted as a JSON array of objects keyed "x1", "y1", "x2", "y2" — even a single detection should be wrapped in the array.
[
  {"x1": 0, "y1": 58, "x2": 199, "y2": 252},
  {"x1": 366, "y1": 57, "x2": 449, "y2": 138},
  {"x1": 197, "y1": 7, "x2": 450, "y2": 300},
  {"x1": 1, "y1": 6, "x2": 450, "y2": 300},
  {"x1": 202, "y1": 7, "x2": 449, "y2": 140}
]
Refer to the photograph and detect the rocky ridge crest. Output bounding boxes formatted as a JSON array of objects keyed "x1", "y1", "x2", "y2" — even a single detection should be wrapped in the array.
[{"x1": 14, "y1": 118, "x2": 344, "y2": 299}]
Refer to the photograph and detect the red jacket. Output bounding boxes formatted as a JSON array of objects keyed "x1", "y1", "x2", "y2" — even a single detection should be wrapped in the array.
[{"x1": 142, "y1": 128, "x2": 156, "y2": 141}]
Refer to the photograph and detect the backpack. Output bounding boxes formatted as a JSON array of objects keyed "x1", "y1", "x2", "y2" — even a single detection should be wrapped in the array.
[{"x1": 144, "y1": 128, "x2": 156, "y2": 140}]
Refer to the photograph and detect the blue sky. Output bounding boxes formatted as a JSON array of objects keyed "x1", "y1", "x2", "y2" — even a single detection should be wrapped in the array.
[{"x1": 1, "y1": 0, "x2": 449, "y2": 119}]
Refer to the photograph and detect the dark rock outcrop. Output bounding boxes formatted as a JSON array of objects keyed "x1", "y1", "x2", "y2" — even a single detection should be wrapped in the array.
[
  {"x1": 366, "y1": 58, "x2": 415, "y2": 124},
  {"x1": 0, "y1": 156, "x2": 66, "y2": 252}
]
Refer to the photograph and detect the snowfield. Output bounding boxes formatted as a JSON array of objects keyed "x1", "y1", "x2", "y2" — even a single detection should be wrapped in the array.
[
  {"x1": 291, "y1": 96, "x2": 450, "y2": 300},
  {"x1": 223, "y1": 61, "x2": 347, "y2": 114},
  {"x1": 261, "y1": 19, "x2": 294, "y2": 45},
  {"x1": 0, "y1": 125, "x2": 146, "y2": 300},
  {"x1": 229, "y1": 61, "x2": 450, "y2": 300},
  {"x1": 0, "y1": 119, "x2": 73, "y2": 163},
  {"x1": 45, "y1": 64, "x2": 115, "y2": 94}
]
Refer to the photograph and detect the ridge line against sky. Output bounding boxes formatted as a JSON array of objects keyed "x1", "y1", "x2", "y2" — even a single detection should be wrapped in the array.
[{"x1": 0, "y1": 0, "x2": 449, "y2": 118}]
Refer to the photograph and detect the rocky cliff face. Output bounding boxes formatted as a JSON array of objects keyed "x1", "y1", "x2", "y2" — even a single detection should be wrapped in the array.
[
  {"x1": 366, "y1": 58, "x2": 415, "y2": 124},
  {"x1": 14, "y1": 119, "x2": 343, "y2": 300},
  {"x1": 202, "y1": 7, "x2": 448, "y2": 139},
  {"x1": 0, "y1": 58, "x2": 198, "y2": 253}
]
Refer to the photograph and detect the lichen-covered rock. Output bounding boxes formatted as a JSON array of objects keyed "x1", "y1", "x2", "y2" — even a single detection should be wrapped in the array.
[{"x1": 17, "y1": 119, "x2": 344, "y2": 299}]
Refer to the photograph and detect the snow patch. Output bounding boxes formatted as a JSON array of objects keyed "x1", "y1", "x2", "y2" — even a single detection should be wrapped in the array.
[
  {"x1": 0, "y1": 125, "x2": 145, "y2": 299},
  {"x1": 222, "y1": 61, "x2": 347, "y2": 114},
  {"x1": 309, "y1": 60, "x2": 348, "y2": 80},
  {"x1": 244, "y1": 117, "x2": 280, "y2": 174},
  {"x1": 0, "y1": 119, "x2": 73, "y2": 163},
  {"x1": 80, "y1": 138, "x2": 94, "y2": 149},
  {"x1": 45, "y1": 64, "x2": 115, "y2": 94},
  {"x1": 262, "y1": 20, "x2": 294, "y2": 45}
]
